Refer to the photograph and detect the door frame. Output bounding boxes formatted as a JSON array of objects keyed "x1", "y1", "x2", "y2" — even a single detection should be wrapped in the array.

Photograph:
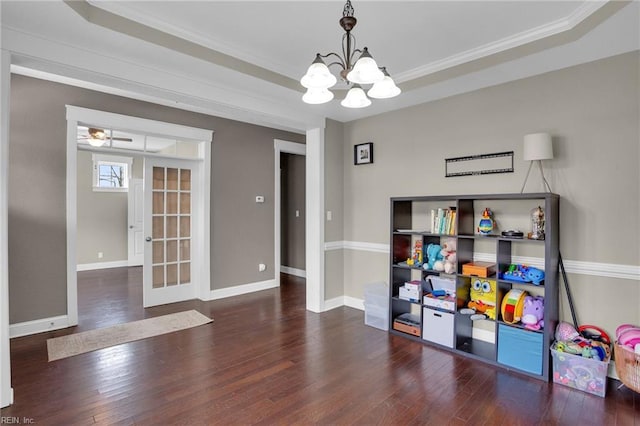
[
  {"x1": 274, "y1": 139, "x2": 306, "y2": 283},
  {"x1": 127, "y1": 177, "x2": 144, "y2": 267},
  {"x1": 65, "y1": 106, "x2": 213, "y2": 325}
]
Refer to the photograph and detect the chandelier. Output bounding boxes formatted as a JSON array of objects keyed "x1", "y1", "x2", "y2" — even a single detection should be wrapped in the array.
[{"x1": 300, "y1": 0, "x2": 401, "y2": 108}]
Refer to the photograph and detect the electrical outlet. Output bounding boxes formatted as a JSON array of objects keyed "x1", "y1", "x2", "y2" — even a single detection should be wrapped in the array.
[
  {"x1": 98, "y1": 252, "x2": 103, "y2": 259},
  {"x1": 258, "y1": 263, "x2": 266, "y2": 272}
]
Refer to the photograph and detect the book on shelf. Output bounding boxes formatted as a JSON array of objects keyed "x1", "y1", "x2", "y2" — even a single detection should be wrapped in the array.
[{"x1": 430, "y1": 207, "x2": 456, "y2": 235}]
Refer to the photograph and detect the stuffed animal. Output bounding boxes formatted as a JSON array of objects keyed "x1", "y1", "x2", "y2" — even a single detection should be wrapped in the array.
[
  {"x1": 436, "y1": 238, "x2": 457, "y2": 274},
  {"x1": 467, "y1": 278, "x2": 498, "y2": 320},
  {"x1": 424, "y1": 243, "x2": 443, "y2": 271},
  {"x1": 521, "y1": 295, "x2": 544, "y2": 330}
]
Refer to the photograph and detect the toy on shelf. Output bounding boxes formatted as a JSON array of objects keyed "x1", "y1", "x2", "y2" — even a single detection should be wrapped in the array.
[
  {"x1": 464, "y1": 278, "x2": 498, "y2": 320},
  {"x1": 477, "y1": 207, "x2": 495, "y2": 235},
  {"x1": 529, "y1": 206, "x2": 545, "y2": 240},
  {"x1": 424, "y1": 243, "x2": 443, "y2": 271},
  {"x1": 500, "y1": 264, "x2": 545, "y2": 285},
  {"x1": 434, "y1": 238, "x2": 457, "y2": 274},
  {"x1": 501, "y1": 288, "x2": 527, "y2": 324},
  {"x1": 411, "y1": 240, "x2": 423, "y2": 267},
  {"x1": 521, "y1": 295, "x2": 544, "y2": 330}
]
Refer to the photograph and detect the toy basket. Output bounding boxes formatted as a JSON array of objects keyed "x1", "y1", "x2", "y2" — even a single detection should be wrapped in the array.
[{"x1": 614, "y1": 342, "x2": 640, "y2": 393}]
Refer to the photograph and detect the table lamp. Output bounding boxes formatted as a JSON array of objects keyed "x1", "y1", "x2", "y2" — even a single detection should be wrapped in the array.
[{"x1": 520, "y1": 133, "x2": 553, "y2": 193}]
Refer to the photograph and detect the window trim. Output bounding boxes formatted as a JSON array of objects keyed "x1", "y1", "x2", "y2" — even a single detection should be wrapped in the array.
[{"x1": 92, "y1": 153, "x2": 133, "y2": 192}]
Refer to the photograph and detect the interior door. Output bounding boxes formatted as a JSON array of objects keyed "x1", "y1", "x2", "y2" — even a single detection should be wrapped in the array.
[
  {"x1": 128, "y1": 178, "x2": 144, "y2": 266},
  {"x1": 143, "y1": 158, "x2": 196, "y2": 307}
]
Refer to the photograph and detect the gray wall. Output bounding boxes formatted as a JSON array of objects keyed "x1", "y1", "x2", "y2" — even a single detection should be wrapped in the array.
[
  {"x1": 76, "y1": 150, "x2": 143, "y2": 265},
  {"x1": 9, "y1": 74, "x2": 304, "y2": 324},
  {"x1": 280, "y1": 153, "x2": 305, "y2": 271},
  {"x1": 339, "y1": 51, "x2": 639, "y2": 336},
  {"x1": 324, "y1": 118, "x2": 345, "y2": 301}
]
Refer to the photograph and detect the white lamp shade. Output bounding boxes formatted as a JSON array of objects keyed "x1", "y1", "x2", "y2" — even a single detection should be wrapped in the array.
[
  {"x1": 523, "y1": 133, "x2": 553, "y2": 161},
  {"x1": 346, "y1": 49, "x2": 384, "y2": 85},
  {"x1": 367, "y1": 75, "x2": 401, "y2": 99},
  {"x1": 302, "y1": 87, "x2": 334, "y2": 104},
  {"x1": 340, "y1": 85, "x2": 371, "y2": 108},
  {"x1": 301, "y1": 61, "x2": 337, "y2": 89},
  {"x1": 88, "y1": 138, "x2": 107, "y2": 147}
]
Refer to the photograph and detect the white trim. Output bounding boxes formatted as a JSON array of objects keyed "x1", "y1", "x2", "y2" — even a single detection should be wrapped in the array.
[
  {"x1": 205, "y1": 279, "x2": 278, "y2": 301},
  {"x1": 395, "y1": 1, "x2": 607, "y2": 83},
  {"x1": 274, "y1": 139, "x2": 306, "y2": 289},
  {"x1": 9, "y1": 315, "x2": 70, "y2": 339},
  {"x1": 77, "y1": 260, "x2": 131, "y2": 272},
  {"x1": 328, "y1": 241, "x2": 640, "y2": 281},
  {"x1": 280, "y1": 266, "x2": 306, "y2": 279},
  {"x1": 305, "y1": 128, "x2": 325, "y2": 313},
  {"x1": 67, "y1": 105, "x2": 214, "y2": 143},
  {"x1": 66, "y1": 118, "x2": 79, "y2": 327},
  {"x1": 323, "y1": 296, "x2": 344, "y2": 312},
  {"x1": 200, "y1": 140, "x2": 212, "y2": 301},
  {"x1": 344, "y1": 296, "x2": 365, "y2": 311},
  {"x1": 1, "y1": 48, "x2": 13, "y2": 407},
  {"x1": 325, "y1": 240, "x2": 389, "y2": 254}
]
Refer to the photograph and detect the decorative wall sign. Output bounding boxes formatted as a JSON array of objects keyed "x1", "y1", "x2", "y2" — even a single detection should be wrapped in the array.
[
  {"x1": 354, "y1": 142, "x2": 374, "y2": 165},
  {"x1": 445, "y1": 151, "x2": 514, "y2": 177}
]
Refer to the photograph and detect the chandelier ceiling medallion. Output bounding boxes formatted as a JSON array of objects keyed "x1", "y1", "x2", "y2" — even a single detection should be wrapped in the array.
[{"x1": 300, "y1": 0, "x2": 401, "y2": 108}]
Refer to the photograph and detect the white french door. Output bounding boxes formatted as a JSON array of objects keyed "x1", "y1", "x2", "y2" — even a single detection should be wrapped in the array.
[{"x1": 143, "y1": 158, "x2": 198, "y2": 307}]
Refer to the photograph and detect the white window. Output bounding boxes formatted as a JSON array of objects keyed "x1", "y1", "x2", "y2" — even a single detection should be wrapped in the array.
[{"x1": 92, "y1": 154, "x2": 133, "y2": 192}]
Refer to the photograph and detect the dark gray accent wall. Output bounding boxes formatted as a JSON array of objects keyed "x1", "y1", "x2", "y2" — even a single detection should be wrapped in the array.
[
  {"x1": 8, "y1": 74, "x2": 304, "y2": 324},
  {"x1": 280, "y1": 152, "x2": 305, "y2": 271}
]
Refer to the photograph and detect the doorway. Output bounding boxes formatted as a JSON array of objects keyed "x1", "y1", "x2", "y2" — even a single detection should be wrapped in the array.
[
  {"x1": 280, "y1": 152, "x2": 306, "y2": 279},
  {"x1": 66, "y1": 106, "x2": 213, "y2": 325},
  {"x1": 274, "y1": 139, "x2": 306, "y2": 283}
]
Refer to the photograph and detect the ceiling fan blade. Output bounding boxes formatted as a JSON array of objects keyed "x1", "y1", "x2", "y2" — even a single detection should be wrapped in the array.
[{"x1": 109, "y1": 137, "x2": 133, "y2": 142}]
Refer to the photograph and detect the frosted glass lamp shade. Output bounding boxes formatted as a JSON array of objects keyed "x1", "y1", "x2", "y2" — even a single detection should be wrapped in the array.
[
  {"x1": 340, "y1": 85, "x2": 371, "y2": 108},
  {"x1": 523, "y1": 133, "x2": 553, "y2": 161},
  {"x1": 367, "y1": 68, "x2": 401, "y2": 99},
  {"x1": 302, "y1": 87, "x2": 334, "y2": 105},
  {"x1": 346, "y1": 48, "x2": 384, "y2": 85},
  {"x1": 301, "y1": 55, "x2": 337, "y2": 89},
  {"x1": 88, "y1": 138, "x2": 106, "y2": 147}
]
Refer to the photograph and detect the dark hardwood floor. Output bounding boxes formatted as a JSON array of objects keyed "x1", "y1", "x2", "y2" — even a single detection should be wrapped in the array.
[{"x1": 2, "y1": 268, "x2": 639, "y2": 425}]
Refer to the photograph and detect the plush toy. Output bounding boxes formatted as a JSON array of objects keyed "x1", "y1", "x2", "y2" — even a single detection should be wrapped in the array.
[
  {"x1": 436, "y1": 238, "x2": 457, "y2": 274},
  {"x1": 424, "y1": 243, "x2": 443, "y2": 271},
  {"x1": 467, "y1": 278, "x2": 498, "y2": 320},
  {"x1": 521, "y1": 295, "x2": 544, "y2": 330}
]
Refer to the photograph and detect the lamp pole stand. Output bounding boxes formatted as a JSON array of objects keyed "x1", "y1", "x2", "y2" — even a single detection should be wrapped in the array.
[{"x1": 520, "y1": 159, "x2": 552, "y2": 193}]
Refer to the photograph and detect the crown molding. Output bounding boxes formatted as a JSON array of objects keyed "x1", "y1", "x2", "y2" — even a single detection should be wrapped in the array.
[{"x1": 395, "y1": 1, "x2": 608, "y2": 83}]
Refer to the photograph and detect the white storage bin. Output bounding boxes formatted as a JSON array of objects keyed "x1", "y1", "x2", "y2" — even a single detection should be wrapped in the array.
[
  {"x1": 364, "y1": 302, "x2": 389, "y2": 331},
  {"x1": 422, "y1": 307, "x2": 454, "y2": 348},
  {"x1": 364, "y1": 282, "x2": 389, "y2": 308}
]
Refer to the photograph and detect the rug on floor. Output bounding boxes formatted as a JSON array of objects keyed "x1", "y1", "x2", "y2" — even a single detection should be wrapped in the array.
[{"x1": 47, "y1": 310, "x2": 213, "y2": 361}]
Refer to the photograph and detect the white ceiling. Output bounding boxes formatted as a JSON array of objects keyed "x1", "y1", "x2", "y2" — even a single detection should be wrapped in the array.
[{"x1": 2, "y1": 1, "x2": 639, "y2": 132}]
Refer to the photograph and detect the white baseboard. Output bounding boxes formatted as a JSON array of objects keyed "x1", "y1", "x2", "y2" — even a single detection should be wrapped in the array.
[
  {"x1": 323, "y1": 296, "x2": 344, "y2": 311},
  {"x1": 9, "y1": 315, "x2": 71, "y2": 338},
  {"x1": 281, "y1": 266, "x2": 306, "y2": 278},
  {"x1": 205, "y1": 279, "x2": 278, "y2": 301},
  {"x1": 77, "y1": 260, "x2": 130, "y2": 271},
  {"x1": 344, "y1": 296, "x2": 365, "y2": 311}
]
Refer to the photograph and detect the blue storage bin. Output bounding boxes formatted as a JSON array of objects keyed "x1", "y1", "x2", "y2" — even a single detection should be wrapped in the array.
[{"x1": 498, "y1": 324, "x2": 543, "y2": 375}]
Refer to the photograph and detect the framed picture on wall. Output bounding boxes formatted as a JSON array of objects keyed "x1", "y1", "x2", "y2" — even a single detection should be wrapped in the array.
[{"x1": 354, "y1": 142, "x2": 374, "y2": 165}]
